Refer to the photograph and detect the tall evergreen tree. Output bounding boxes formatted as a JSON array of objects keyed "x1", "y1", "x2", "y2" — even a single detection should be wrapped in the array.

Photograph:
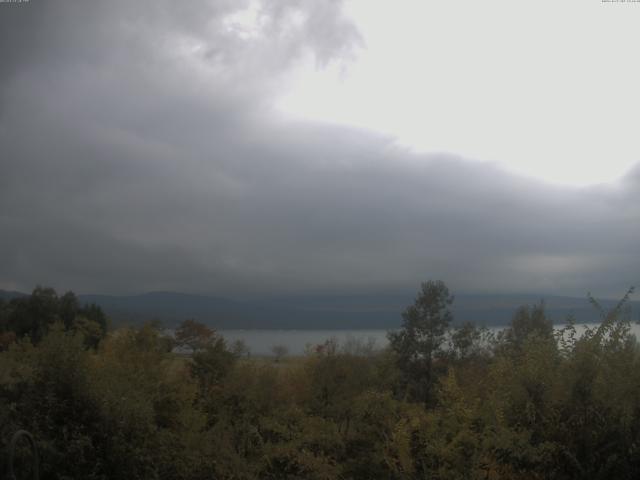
[{"x1": 388, "y1": 280, "x2": 453, "y2": 406}]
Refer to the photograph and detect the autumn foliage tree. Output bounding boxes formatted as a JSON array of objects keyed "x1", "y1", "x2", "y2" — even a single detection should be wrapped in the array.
[
  {"x1": 174, "y1": 318, "x2": 216, "y2": 352},
  {"x1": 2, "y1": 284, "x2": 640, "y2": 479}
]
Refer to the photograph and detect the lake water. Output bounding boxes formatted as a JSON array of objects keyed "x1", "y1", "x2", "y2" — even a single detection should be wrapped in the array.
[
  {"x1": 219, "y1": 329, "x2": 389, "y2": 356},
  {"x1": 220, "y1": 323, "x2": 640, "y2": 356}
]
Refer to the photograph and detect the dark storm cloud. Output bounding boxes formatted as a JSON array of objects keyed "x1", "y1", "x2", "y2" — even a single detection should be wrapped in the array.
[{"x1": 0, "y1": 0, "x2": 638, "y2": 297}]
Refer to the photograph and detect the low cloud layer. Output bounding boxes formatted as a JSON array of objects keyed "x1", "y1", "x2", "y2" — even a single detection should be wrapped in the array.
[{"x1": 1, "y1": 0, "x2": 638, "y2": 298}]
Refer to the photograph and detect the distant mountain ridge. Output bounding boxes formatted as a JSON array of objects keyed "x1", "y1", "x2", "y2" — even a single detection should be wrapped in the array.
[
  {"x1": 2, "y1": 289, "x2": 637, "y2": 329},
  {"x1": 0, "y1": 290, "x2": 27, "y2": 301}
]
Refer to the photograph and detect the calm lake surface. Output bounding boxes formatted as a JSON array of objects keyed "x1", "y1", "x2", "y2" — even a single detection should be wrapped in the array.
[
  {"x1": 219, "y1": 323, "x2": 640, "y2": 356},
  {"x1": 219, "y1": 329, "x2": 389, "y2": 355}
]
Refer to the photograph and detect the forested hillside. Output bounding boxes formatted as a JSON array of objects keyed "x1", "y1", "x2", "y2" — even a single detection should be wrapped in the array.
[
  {"x1": 2, "y1": 288, "x2": 634, "y2": 329},
  {"x1": 1, "y1": 283, "x2": 639, "y2": 479}
]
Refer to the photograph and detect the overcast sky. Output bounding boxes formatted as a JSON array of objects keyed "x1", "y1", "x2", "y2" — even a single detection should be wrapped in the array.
[{"x1": 1, "y1": 0, "x2": 639, "y2": 298}]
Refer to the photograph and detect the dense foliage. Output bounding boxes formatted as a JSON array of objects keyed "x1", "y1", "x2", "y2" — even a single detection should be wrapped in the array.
[{"x1": 1, "y1": 285, "x2": 639, "y2": 479}]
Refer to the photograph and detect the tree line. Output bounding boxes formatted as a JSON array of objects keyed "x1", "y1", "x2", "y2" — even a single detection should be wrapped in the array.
[{"x1": 0, "y1": 282, "x2": 639, "y2": 479}]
